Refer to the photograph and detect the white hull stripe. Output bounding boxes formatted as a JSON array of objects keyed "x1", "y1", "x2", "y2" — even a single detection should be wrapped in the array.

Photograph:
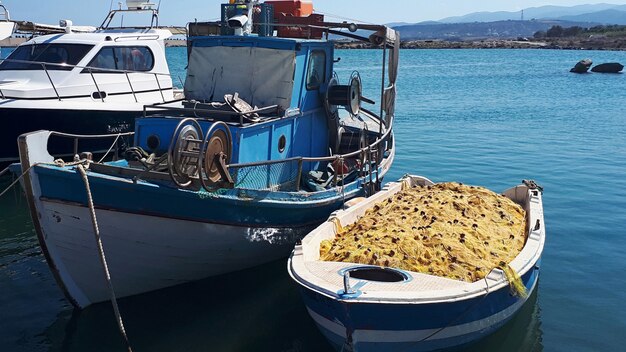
[{"x1": 306, "y1": 278, "x2": 538, "y2": 343}]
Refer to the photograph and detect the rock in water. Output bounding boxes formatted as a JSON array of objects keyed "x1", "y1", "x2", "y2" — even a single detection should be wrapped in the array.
[
  {"x1": 570, "y1": 59, "x2": 593, "y2": 73},
  {"x1": 591, "y1": 62, "x2": 624, "y2": 73}
]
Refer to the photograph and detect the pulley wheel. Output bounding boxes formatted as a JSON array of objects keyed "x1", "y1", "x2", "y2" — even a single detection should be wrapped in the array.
[
  {"x1": 324, "y1": 77, "x2": 339, "y2": 120},
  {"x1": 203, "y1": 129, "x2": 232, "y2": 183},
  {"x1": 168, "y1": 118, "x2": 203, "y2": 188},
  {"x1": 348, "y1": 75, "x2": 362, "y2": 115},
  {"x1": 173, "y1": 125, "x2": 201, "y2": 179}
]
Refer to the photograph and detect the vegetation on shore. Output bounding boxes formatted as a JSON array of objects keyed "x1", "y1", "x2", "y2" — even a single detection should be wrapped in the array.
[
  {"x1": 534, "y1": 24, "x2": 626, "y2": 39},
  {"x1": 332, "y1": 24, "x2": 626, "y2": 51}
]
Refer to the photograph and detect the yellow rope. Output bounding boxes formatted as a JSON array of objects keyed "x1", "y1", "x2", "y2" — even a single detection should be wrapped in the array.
[
  {"x1": 329, "y1": 216, "x2": 344, "y2": 234},
  {"x1": 501, "y1": 264, "x2": 528, "y2": 298}
]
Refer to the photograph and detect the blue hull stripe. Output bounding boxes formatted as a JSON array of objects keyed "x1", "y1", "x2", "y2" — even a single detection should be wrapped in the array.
[
  {"x1": 303, "y1": 269, "x2": 540, "y2": 352},
  {"x1": 34, "y1": 164, "x2": 368, "y2": 227},
  {"x1": 301, "y1": 265, "x2": 539, "y2": 331}
]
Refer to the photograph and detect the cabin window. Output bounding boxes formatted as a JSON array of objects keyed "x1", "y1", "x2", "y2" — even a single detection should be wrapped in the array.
[
  {"x1": 306, "y1": 50, "x2": 326, "y2": 90},
  {"x1": 0, "y1": 44, "x2": 94, "y2": 71},
  {"x1": 83, "y1": 46, "x2": 154, "y2": 73}
]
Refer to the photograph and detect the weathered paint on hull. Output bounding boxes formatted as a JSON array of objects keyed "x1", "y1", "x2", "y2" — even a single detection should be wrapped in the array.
[{"x1": 39, "y1": 200, "x2": 311, "y2": 308}]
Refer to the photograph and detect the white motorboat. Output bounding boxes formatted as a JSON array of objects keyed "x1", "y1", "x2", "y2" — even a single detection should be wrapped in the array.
[{"x1": 0, "y1": 1, "x2": 183, "y2": 165}]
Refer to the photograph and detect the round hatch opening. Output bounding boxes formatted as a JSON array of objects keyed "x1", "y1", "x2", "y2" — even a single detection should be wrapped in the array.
[
  {"x1": 347, "y1": 267, "x2": 409, "y2": 283},
  {"x1": 278, "y1": 135, "x2": 287, "y2": 153},
  {"x1": 147, "y1": 134, "x2": 160, "y2": 151}
]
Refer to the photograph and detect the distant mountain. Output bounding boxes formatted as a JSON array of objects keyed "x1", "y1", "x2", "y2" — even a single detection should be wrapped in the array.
[
  {"x1": 439, "y1": 3, "x2": 626, "y2": 23},
  {"x1": 393, "y1": 20, "x2": 601, "y2": 40},
  {"x1": 385, "y1": 22, "x2": 413, "y2": 27},
  {"x1": 554, "y1": 9, "x2": 626, "y2": 25}
]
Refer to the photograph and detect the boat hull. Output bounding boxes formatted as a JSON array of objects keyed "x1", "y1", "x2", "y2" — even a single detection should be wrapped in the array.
[
  {"x1": 299, "y1": 263, "x2": 540, "y2": 352},
  {"x1": 18, "y1": 130, "x2": 393, "y2": 308},
  {"x1": 37, "y1": 199, "x2": 310, "y2": 307},
  {"x1": 0, "y1": 107, "x2": 137, "y2": 167}
]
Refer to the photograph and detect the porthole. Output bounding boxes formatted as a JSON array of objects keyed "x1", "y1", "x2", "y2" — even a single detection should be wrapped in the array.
[
  {"x1": 147, "y1": 134, "x2": 160, "y2": 151},
  {"x1": 92, "y1": 91, "x2": 107, "y2": 99},
  {"x1": 278, "y1": 135, "x2": 287, "y2": 153}
]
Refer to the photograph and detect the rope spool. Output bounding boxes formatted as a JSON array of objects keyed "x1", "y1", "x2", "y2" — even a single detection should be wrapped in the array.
[
  {"x1": 199, "y1": 121, "x2": 233, "y2": 191},
  {"x1": 324, "y1": 76, "x2": 339, "y2": 120},
  {"x1": 327, "y1": 72, "x2": 362, "y2": 116},
  {"x1": 168, "y1": 118, "x2": 204, "y2": 188}
]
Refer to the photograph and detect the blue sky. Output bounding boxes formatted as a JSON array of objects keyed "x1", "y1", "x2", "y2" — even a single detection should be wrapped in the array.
[{"x1": 3, "y1": 0, "x2": 626, "y2": 26}]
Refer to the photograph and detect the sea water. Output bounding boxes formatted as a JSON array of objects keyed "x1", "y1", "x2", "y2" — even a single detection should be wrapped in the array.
[{"x1": 1, "y1": 47, "x2": 625, "y2": 351}]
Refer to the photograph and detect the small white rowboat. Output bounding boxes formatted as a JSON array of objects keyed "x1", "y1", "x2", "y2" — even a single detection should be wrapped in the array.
[{"x1": 288, "y1": 175, "x2": 545, "y2": 352}]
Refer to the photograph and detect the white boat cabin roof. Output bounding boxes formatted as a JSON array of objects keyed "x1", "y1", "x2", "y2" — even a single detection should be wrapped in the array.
[{"x1": 23, "y1": 28, "x2": 173, "y2": 46}]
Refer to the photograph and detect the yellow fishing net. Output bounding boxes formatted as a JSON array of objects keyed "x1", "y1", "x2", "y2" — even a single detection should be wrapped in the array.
[{"x1": 320, "y1": 182, "x2": 528, "y2": 296}]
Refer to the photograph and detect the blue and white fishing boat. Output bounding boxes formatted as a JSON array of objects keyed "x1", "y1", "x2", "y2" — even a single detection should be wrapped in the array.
[
  {"x1": 16, "y1": 0, "x2": 400, "y2": 308},
  {"x1": 288, "y1": 175, "x2": 545, "y2": 352}
]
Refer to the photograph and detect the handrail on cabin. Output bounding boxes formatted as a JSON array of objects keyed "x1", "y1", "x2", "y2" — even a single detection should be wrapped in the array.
[
  {"x1": 0, "y1": 3, "x2": 9, "y2": 21},
  {"x1": 0, "y1": 57, "x2": 176, "y2": 102}
]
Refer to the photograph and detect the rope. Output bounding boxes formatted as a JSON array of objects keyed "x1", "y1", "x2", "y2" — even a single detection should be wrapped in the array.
[
  {"x1": 0, "y1": 166, "x2": 10, "y2": 178},
  {"x1": 329, "y1": 216, "x2": 344, "y2": 234},
  {"x1": 76, "y1": 163, "x2": 133, "y2": 352},
  {"x1": 2, "y1": 159, "x2": 134, "y2": 350},
  {"x1": 339, "y1": 157, "x2": 346, "y2": 207},
  {"x1": 97, "y1": 133, "x2": 123, "y2": 163},
  {"x1": 0, "y1": 159, "x2": 89, "y2": 198},
  {"x1": 0, "y1": 164, "x2": 38, "y2": 199}
]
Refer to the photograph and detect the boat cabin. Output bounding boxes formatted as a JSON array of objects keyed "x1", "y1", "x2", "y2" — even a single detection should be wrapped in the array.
[
  {"x1": 137, "y1": 35, "x2": 332, "y2": 166},
  {"x1": 131, "y1": 0, "x2": 399, "y2": 192},
  {"x1": 0, "y1": 4, "x2": 175, "y2": 104}
]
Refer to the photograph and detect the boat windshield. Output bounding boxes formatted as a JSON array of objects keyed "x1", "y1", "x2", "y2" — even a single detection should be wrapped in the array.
[{"x1": 0, "y1": 43, "x2": 94, "y2": 71}]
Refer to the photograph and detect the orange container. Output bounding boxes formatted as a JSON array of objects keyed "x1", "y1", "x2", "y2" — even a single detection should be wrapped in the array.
[{"x1": 266, "y1": 0, "x2": 313, "y2": 17}]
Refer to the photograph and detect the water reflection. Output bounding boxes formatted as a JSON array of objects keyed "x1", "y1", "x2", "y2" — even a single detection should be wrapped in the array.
[
  {"x1": 2, "y1": 171, "x2": 543, "y2": 352},
  {"x1": 464, "y1": 286, "x2": 543, "y2": 352},
  {"x1": 45, "y1": 260, "x2": 331, "y2": 352},
  {"x1": 42, "y1": 256, "x2": 543, "y2": 352}
]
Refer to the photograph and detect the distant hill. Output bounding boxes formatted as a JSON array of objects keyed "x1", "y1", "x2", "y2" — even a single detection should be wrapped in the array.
[
  {"x1": 554, "y1": 9, "x2": 626, "y2": 25},
  {"x1": 393, "y1": 20, "x2": 600, "y2": 40},
  {"x1": 389, "y1": 3, "x2": 626, "y2": 40},
  {"x1": 439, "y1": 3, "x2": 626, "y2": 24}
]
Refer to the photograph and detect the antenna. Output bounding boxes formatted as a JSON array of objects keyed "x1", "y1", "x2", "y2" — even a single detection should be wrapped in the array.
[
  {"x1": 157, "y1": 0, "x2": 162, "y2": 11},
  {"x1": 521, "y1": 9, "x2": 524, "y2": 21}
]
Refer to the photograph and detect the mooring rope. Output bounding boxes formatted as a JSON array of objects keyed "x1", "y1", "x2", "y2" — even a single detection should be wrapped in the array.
[
  {"x1": 0, "y1": 164, "x2": 38, "y2": 199},
  {"x1": 0, "y1": 166, "x2": 10, "y2": 178},
  {"x1": 77, "y1": 163, "x2": 133, "y2": 352},
  {"x1": 0, "y1": 160, "x2": 133, "y2": 350},
  {"x1": 97, "y1": 133, "x2": 123, "y2": 163}
]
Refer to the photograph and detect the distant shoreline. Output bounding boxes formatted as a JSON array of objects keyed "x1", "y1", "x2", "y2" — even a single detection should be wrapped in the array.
[
  {"x1": 1, "y1": 37, "x2": 624, "y2": 51},
  {"x1": 337, "y1": 38, "x2": 626, "y2": 51}
]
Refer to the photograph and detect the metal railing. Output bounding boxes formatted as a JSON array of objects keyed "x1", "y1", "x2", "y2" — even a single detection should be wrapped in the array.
[
  {"x1": 225, "y1": 116, "x2": 393, "y2": 193},
  {"x1": 0, "y1": 58, "x2": 178, "y2": 103},
  {"x1": 44, "y1": 131, "x2": 135, "y2": 164},
  {"x1": 142, "y1": 102, "x2": 283, "y2": 127},
  {"x1": 0, "y1": 3, "x2": 9, "y2": 21}
]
